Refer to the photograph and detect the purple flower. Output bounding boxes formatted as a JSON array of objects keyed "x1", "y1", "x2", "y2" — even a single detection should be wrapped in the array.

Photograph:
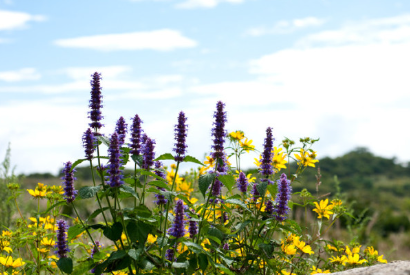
[
  {"x1": 115, "y1": 116, "x2": 128, "y2": 147},
  {"x1": 236, "y1": 172, "x2": 248, "y2": 193},
  {"x1": 88, "y1": 72, "x2": 104, "y2": 132},
  {"x1": 168, "y1": 199, "x2": 186, "y2": 238},
  {"x1": 173, "y1": 111, "x2": 188, "y2": 162},
  {"x1": 55, "y1": 220, "x2": 69, "y2": 258},
  {"x1": 107, "y1": 132, "x2": 124, "y2": 187},
  {"x1": 188, "y1": 220, "x2": 197, "y2": 239},
  {"x1": 251, "y1": 184, "x2": 260, "y2": 201},
  {"x1": 211, "y1": 101, "x2": 227, "y2": 167},
  {"x1": 273, "y1": 173, "x2": 292, "y2": 222},
  {"x1": 130, "y1": 115, "x2": 143, "y2": 156},
  {"x1": 265, "y1": 200, "x2": 274, "y2": 215},
  {"x1": 90, "y1": 241, "x2": 102, "y2": 258},
  {"x1": 166, "y1": 248, "x2": 175, "y2": 262},
  {"x1": 223, "y1": 243, "x2": 229, "y2": 250},
  {"x1": 142, "y1": 137, "x2": 155, "y2": 170},
  {"x1": 260, "y1": 127, "x2": 274, "y2": 177},
  {"x1": 154, "y1": 161, "x2": 168, "y2": 205},
  {"x1": 62, "y1": 162, "x2": 78, "y2": 203},
  {"x1": 211, "y1": 178, "x2": 222, "y2": 197},
  {"x1": 82, "y1": 128, "x2": 96, "y2": 160}
]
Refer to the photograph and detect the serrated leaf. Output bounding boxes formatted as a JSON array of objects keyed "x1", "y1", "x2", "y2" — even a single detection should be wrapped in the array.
[
  {"x1": 119, "y1": 185, "x2": 139, "y2": 199},
  {"x1": 154, "y1": 153, "x2": 175, "y2": 161},
  {"x1": 78, "y1": 186, "x2": 101, "y2": 199},
  {"x1": 225, "y1": 199, "x2": 251, "y2": 212},
  {"x1": 57, "y1": 257, "x2": 73, "y2": 274},
  {"x1": 172, "y1": 262, "x2": 189, "y2": 269},
  {"x1": 256, "y1": 181, "x2": 268, "y2": 197},
  {"x1": 207, "y1": 227, "x2": 224, "y2": 241},
  {"x1": 148, "y1": 180, "x2": 170, "y2": 191},
  {"x1": 157, "y1": 236, "x2": 168, "y2": 248},
  {"x1": 183, "y1": 241, "x2": 206, "y2": 254},
  {"x1": 199, "y1": 173, "x2": 216, "y2": 198},
  {"x1": 131, "y1": 154, "x2": 143, "y2": 165},
  {"x1": 103, "y1": 222, "x2": 123, "y2": 242},
  {"x1": 106, "y1": 250, "x2": 127, "y2": 262},
  {"x1": 67, "y1": 224, "x2": 85, "y2": 242},
  {"x1": 128, "y1": 248, "x2": 143, "y2": 261},
  {"x1": 183, "y1": 155, "x2": 204, "y2": 166},
  {"x1": 97, "y1": 136, "x2": 110, "y2": 147},
  {"x1": 126, "y1": 220, "x2": 153, "y2": 247},
  {"x1": 218, "y1": 175, "x2": 235, "y2": 193},
  {"x1": 231, "y1": 220, "x2": 251, "y2": 235}
]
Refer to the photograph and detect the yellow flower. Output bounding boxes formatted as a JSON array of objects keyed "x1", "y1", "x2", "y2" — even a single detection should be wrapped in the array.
[
  {"x1": 246, "y1": 173, "x2": 256, "y2": 183},
  {"x1": 147, "y1": 234, "x2": 157, "y2": 244},
  {"x1": 240, "y1": 138, "x2": 255, "y2": 152},
  {"x1": 41, "y1": 237, "x2": 56, "y2": 247},
  {"x1": 281, "y1": 243, "x2": 297, "y2": 255},
  {"x1": 329, "y1": 256, "x2": 345, "y2": 264},
  {"x1": 167, "y1": 170, "x2": 183, "y2": 185},
  {"x1": 326, "y1": 244, "x2": 338, "y2": 251},
  {"x1": 1, "y1": 231, "x2": 12, "y2": 237},
  {"x1": 345, "y1": 245, "x2": 361, "y2": 256},
  {"x1": 272, "y1": 147, "x2": 287, "y2": 171},
  {"x1": 364, "y1": 246, "x2": 377, "y2": 256},
  {"x1": 229, "y1": 131, "x2": 244, "y2": 141},
  {"x1": 176, "y1": 179, "x2": 193, "y2": 195},
  {"x1": 27, "y1": 182, "x2": 51, "y2": 198},
  {"x1": 50, "y1": 185, "x2": 64, "y2": 194},
  {"x1": 201, "y1": 238, "x2": 211, "y2": 251},
  {"x1": 292, "y1": 236, "x2": 314, "y2": 255},
  {"x1": 254, "y1": 157, "x2": 262, "y2": 167},
  {"x1": 281, "y1": 270, "x2": 296, "y2": 275},
  {"x1": 294, "y1": 149, "x2": 319, "y2": 167},
  {"x1": 0, "y1": 256, "x2": 25, "y2": 268},
  {"x1": 342, "y1": 254, "x2": 367, "y2": 266},
  {"x1": 37, "y1": 247, "x2": 49, "y2": 253},
  {"x1": 311, "y1": 266, "x2": 330, "y2": 274},
  {"x1": 331, "y1": 199, "x2": 343, "y2": 206},
  {"x1": 377, "y1": 255, "x2": 387, "y2": 263},
  {"x1": 312, "y1": 199, "x2": 334, "y2": 219}
]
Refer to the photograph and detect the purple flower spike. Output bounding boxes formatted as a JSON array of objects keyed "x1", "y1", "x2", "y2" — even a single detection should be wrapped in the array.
[
  {"x1": 237, "y1": 172, "x2": 248, "y2": 193},
  {"x1": 154, "y1": 161, "x2": 168, "y2": 205},
  {"x1": 223, "y1": 243, "x2": 229, "y2": 250},
  {"x1": 88, "y1": 72, "x2": 104, "y2": 132},
  {"x1": 82, "y1": 128, "x2": 96, "y2": 160},
  {"x1": 115, "y1": 116, "x2": 128, "y2": 147},
  {"x1": 55, "y1": 220, "x2": 69, "y2": 258},
  {"x1": 107, "y1": 132, "x2": 124, "y2": 187},
  {"x1": 211, "y1": 101, "x2": 227, "y2": 162},
  {"x1": 166, "y1": 248, "x2": 175, "y2": 262},
  {"x1": 211, "y1": 178, "x2": 222, "y2": 197},
  {"x1": 168, "y1": 199, "x2": 186, "y2": 238},
  {"x1": 142, "y1": 137, "x2": 155, "y2": 170},
  {"x1": 265, "y1": 200, "x2": 274, "y2": 215},
  {"x1": 260, "y1": 127, "x2": 274, "y2": 177},
  {"x1": 130, "y1": 115, "x2": 143, "y2": 156},
  {"x1": 90, "y1": 241, "x2": 102, "y2": 258},
  {"x1": 173, "y1": 111, "x2": 188, "y2": 162},
  {"x1": 188, "y1": 220, "x2": 197, "y2": 239},
  {"x1": 62, "y1": 162, "x2": 78, "y2": 203},
  {"x1": 251, "y1": 184, "x2": 260, "y2": 201},
  {"x1": 274, "y1": 173, "x2": 292, "y2": 222}
]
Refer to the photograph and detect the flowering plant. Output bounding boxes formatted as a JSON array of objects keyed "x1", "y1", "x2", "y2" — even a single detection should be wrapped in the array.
[{"x1": 0, "y1": 72, "x2": 388, "y2": 275}]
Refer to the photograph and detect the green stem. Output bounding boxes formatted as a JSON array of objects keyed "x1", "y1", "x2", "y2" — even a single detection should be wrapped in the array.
[
  {"x1": 90, "y1": 160, "x2": 109, "y2": 226},
  {"x1": 72, "y1": 202, "x2": 97, "y2": 248}
]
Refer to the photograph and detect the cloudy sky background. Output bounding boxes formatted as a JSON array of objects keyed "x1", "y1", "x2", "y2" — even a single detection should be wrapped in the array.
[{"x1": 1, "y1": 0, "x2": 409, "y2": 175}]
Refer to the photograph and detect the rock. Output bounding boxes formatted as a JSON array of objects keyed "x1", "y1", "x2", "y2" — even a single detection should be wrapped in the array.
[{"x1": 316, "y1": 261, "x2": 410, "y2": 275}]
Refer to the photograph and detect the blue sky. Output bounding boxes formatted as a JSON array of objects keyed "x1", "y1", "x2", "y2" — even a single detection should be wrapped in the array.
[{"x1": 1, "y1": 0, "x2": 410, "y2": 175}]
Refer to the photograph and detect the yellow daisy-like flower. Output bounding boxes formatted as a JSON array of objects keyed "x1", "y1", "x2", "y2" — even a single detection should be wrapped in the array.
[
  {"x1": 27, "y1": 183, "x2": 50, "y2": 198},
  {"x1": 167, "y1": 170, "x2": 183, "y2": 185},
  {"x1": 329, "y1": 256, "x2": 345, "y2": 264},
  {"x1": 281, "y1": 243, "x2": 297, "y2": 255},
  {"x1": 147, "y1": 234, "x2": 157, "y2": 244},
  {"x1": 229, "y1": 131, "x2": 244, "y2": 141},
  {"x1": 41, "y1": 237, "x2": 56, "y2": 248},
  {"x1": 50, "y1": 185, "x2": 64, "y2": 195},
  {"x1": 254, "y1": 157, "x2": 262, "y2": 167},
  {"x1": 311, "y1": 266, "x2": 330, "y2": 274},
  {"x1": 176, "y1": 179, "x2": 193, "y2": 195},
  {"x1": 294, "y1": 149, "x2": 319, "y2": 167},
  {"x1": 280, "y1": 270, "x2": 296, "y2": 275},
  {"x1": 331, "y1": 199, "x2": 343, "y2": 206},
  {"x1": 377, "y1": 255, "x2": 388, "y2": 263},
  {"x1": 312, "y1": 199, "x2": 334, "y2": 219},
  {"x1": 240, "y1": 138, "x2": 255, "y2": 152},
  {"x1": 1, "y1": 231, "x2": 12, "y2": 237},
  {"x1": 342, "y1": 254, "x2": 367, "y2": 266},
  {"x1": 326, "y1": 244, "x2": 338, "y2": 251},
  {"x1": 37, "y1": 247, "x2": 49, "y2": 253},
  {"x1": 272, "y1": 147, "x2": 287, "y2": 171},
  {"x1": 246, "y1": 173, "x2": 256, "y2": 183},
  {"x1": 292, "y1": 236, "x2": 314, "y2": 255},
  {"x1": 0, "y1": 256, "x2": 26, "y2": 268},
  {"x1": 364, "y1": 246, "x2": 377, "y2": 256}
]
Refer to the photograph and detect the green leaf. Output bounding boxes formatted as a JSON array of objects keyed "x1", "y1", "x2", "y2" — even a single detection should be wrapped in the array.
[
  {"x1": 218, "y1": 175, "x2": 236, "y2": 193},
  {"x1": 256, "y1": 180, "x2": 268, "y2": 197},
  {"x1": 215, "y1": 263, "x2": 235, "y2": 275},
  {"x1": 148, "y1": 180, "x2": 170, "y2": 191},
  {"x1": 137, "y1": 169, "x2": 169, "y2": 181},
  {"x1": 128, "y1": 248, "x2": 143, "y2": 261},
  {"x1": 119, "y1": 185, "x2": 139, "y2": 199},
  {"x1": 70, "y1": 159, "x2": 87, "y2": 171},
  {"x1": 103, "y1": 222, "x2": 123, "y2": 242},
  {"x1": 71, "y1": 259, "x2": 94, "y2": 275},
  {"x1": 183, "y1": 155, "x2": 205, "y2": 166},
  {"x1": 188, "y1": 255, "x2": 198, "y2": 274},
  {"x1": 183, "y1": 241, "x2": 206, "y2": 254},
  {"x1": 106, "y1": 250, "x2": 127, "y2": 262},
  {"x1": 207, "y1": 227, "x2": 224, "y2": 241},
  {"x1": 199, "y1": 173, "x2": 216, "y2": 198},
  {"x1": 157, "y1": 236, "x2": 168, "y2": 248},
  {"x1": 172, "y1": 262, "x2": 189, "y2": 269},
  {"x1": 97, "y1": 136, "x2": 110, "y2": 147},
  {"x1": 139, "y1": 259, "x2": 155, "y2": 271},
  {"x1": 231, "y1": 220, "x2": 251, "y2": 235},
  {"x1": 78, "y1": 186, "x2": 101, "y2": 199},
  {"x1": 87, "y1": 207, "x2": 110, "y2": 222},
  {"x1": 67, "y1": 224, "x2": 85, "y2": 242},
  {"x1": 154, "y1": 153, "x2": 175, "y2": 161},
  {"x1": 57, "y1": 257, "x2": 73, "y2": 274},
  {"x1": 267, "y1": 184, "x2": 278, "y2": 197},
  {"x1": 225, "y1": 199, "x2": 251, "y2": 212},
  {"x1": 198, "y1": 253, "x2": 208, "y2": 272},
  {"x1": 126, "y1": 220, "x2": 153, "y2": 247},
  {"x1": 40, "y1": 201, "x2": 66, "y2": 216},
  {"x1": 131, "y1": 154, "x2": 143, "y2": 165}
]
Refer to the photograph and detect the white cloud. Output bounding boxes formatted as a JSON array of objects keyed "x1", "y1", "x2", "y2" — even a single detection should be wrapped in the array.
[
  {"x1": 297, "y1": 13, "x2": 410, "y2": 47},
  {"x1": 0, "y1": 10, "x2": 46, "y2": 31},
  {"x1": 176, "y1": 0, "x2": 243, "y2": 9},
  {"x1": 246, "y1": 17, "x2": 325, "y2": 36},
  {"x1": 0, "y1": 68, "x2": 41, "y2": 82},
  {"x1": 54, "y1": 29, "x2": 197, "y2": 51}
]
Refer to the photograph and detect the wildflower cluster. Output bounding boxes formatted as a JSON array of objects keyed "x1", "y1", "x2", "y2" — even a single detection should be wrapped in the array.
[{"x1": 0, "y1": 72, "x2": 388, "y2": 275}]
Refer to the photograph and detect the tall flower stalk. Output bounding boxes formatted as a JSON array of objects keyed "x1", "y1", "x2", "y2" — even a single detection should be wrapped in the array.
[
  {"x1": 273, "y1": 173, "x2": 292, "y2": 222},
  {"x1": 115, "y1": 116, "x2": 128, "y2": 147},
  {"x1": 88, "y1": 72, "x2": 103, "y2": 133}
]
